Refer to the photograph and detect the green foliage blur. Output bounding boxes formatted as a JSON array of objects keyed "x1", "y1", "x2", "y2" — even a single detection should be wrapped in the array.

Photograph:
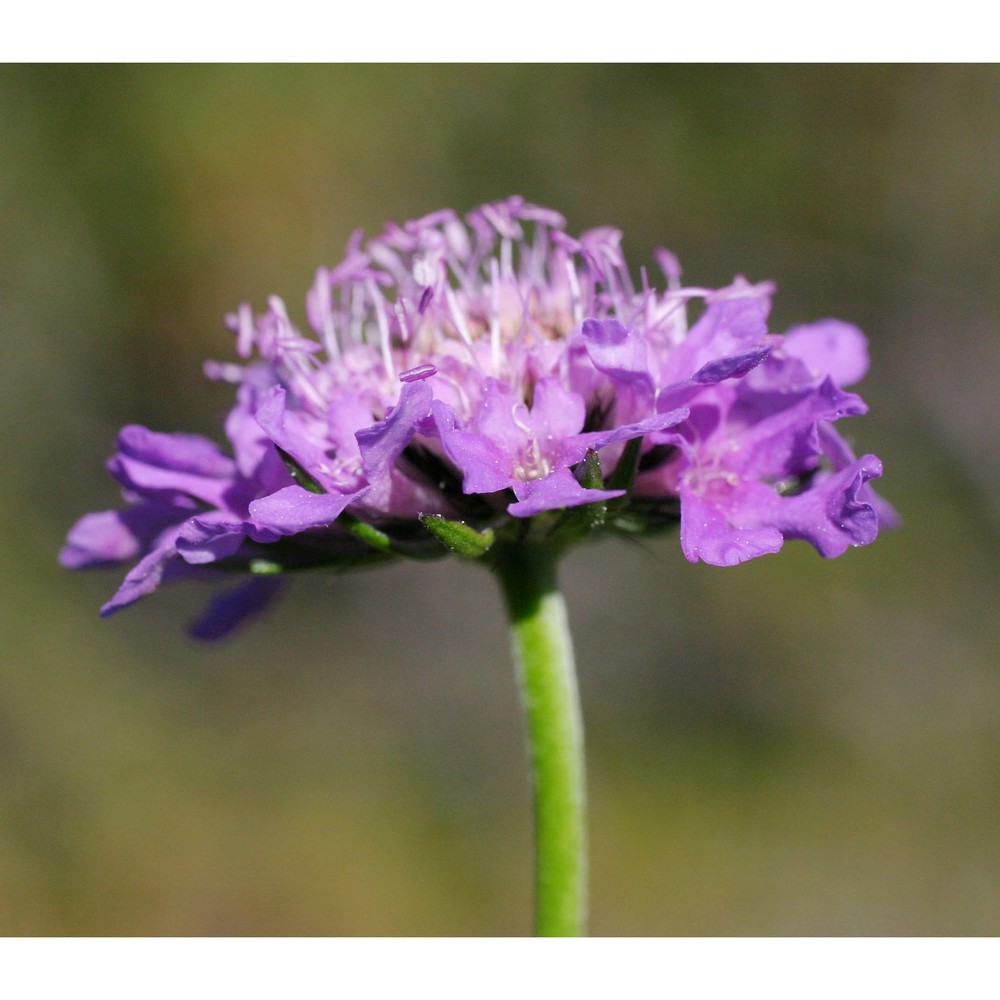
[{"x1": 2, "y1": 65, "x2": 998, "y2": 935}]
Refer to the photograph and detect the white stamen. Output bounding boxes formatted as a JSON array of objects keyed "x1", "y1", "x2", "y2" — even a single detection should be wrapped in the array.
[
  {"x1": 236, "y1": 303, "x2": 254, "y2": 359},
  {"x1": 444, "y1": 286, "x2": 480, "y2": 370},
  {"x1": 501, "y1": 237, "x2": 513, "y2": 279},
  {"x1": 565, "y1": 259, "x2": 583, "y2": 328},
  {"x1": 604, "y1": 265, "x2": 627, "y2": 325},
  {"x1": 366, "y1": 278, "x2": 396, "y2": 382},
  {"x1": 313, "y1": 268, "x2": 340, "y2": 360},
  {"x1": 203, "y1": 360, "x2": 244, "y2": 383},
  {"x1": 530, "y1": 222, "x2": 551, "y2": 283},
  {"x1": 489, "y1": 257, "x2": 502, "y2": 374},
  {"x1": 393, "y1": 299, "x2": 411, "y2": 345},
  {"x1": 279, "y1": 306, "x2": 326, "y2": 400},
  {"x1": 349, "y1": 282, "x2": 365, "y2": 343}
]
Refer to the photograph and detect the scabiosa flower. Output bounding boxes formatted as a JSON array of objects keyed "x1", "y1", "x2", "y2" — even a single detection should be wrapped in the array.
[{"x1": 61, "y1": 196, "x2": 893, "y2": 639}]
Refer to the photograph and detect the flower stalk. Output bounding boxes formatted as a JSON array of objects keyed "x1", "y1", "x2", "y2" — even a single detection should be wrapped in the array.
[{"x1": 495, "y1": 545, "x2": 587, "y2": 937}]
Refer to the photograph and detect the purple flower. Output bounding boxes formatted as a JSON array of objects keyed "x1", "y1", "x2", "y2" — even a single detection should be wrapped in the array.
[{"x1": 61, "y1": 197, "x2": 894, "y2": 637}]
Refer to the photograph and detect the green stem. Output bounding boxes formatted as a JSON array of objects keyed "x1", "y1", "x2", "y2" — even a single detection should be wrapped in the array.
[{"x1": 495, "y1": 545, "x2": 587, "y2": 937}]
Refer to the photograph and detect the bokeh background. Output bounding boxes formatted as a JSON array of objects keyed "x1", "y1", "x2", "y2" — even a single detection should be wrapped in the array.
[{"x1": 1, "y1": 64, "x2": 998, "y2": 935}]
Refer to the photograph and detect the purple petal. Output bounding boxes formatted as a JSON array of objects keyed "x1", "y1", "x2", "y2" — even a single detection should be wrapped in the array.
[
  {"x1": 247, "y1": 484, "x2": 362, "y2": 534},
  {"x1": 526, "y1": 378, "x2": 586, "y2": 445},
  {"x1": 108, "y1": 455, "x2": 230, "y2": 508},
  {"x1": 225, "y1": 372, "x2": 285, "y2": 482},
  {"x1": 508, "y1": 467, "x2": 625, "y2": 518},
  {"x1": 356, "y1": 380, "x2": 434, "y2": 482},
  {"x1": 254, "y1": 384, "x2": 361, "y2": 493},
  {"x1": 780, "y1": 320, "x2": 869, "y2": 387},
  {"x1": 819, "y1": 424, "x2": 900, "y2": 529},
  {"x1": 661, "y1": 282, "x2": 773, "y2": 383},
  {"x1": 176, "y1": 516, "x2": 249, "y2": 565},
  {"x1": 326, "y1": 393, "x2": 372, "y2": 461},
  {"x1": 572, "y1": 407, "x2": 690, "y2": 459},
  {"x1": 768, "y1": 455, "x2": 884, "y2": 557},
  {"x1": 679, "y1": 454, "x2": 885, "y2": 566},
  {"x1": 655, "y1": 346, "x2": 772, "y2": 414},
  {"x1": 188, "y1": 576, "x2": 285, "y2": 642},
  {"x1": 60, "y1": 511, "x2": 142, "y2": 567},
  {"x1": 581, "y1": 318, "x2": 655, "y2": 398},
  {"x1": 112, "y1": 460, "x2": 230, "y2": 510},
  {"x1": 100, "y1": 541, "x2": 183, "y2": 617},
  {"x1": 59, "y1": 503, "x2": 190, "y2": 568},
  {"x1": 117, "y1": 425, "x2": 236, "y2": 478},
  {"x1": 727, "y1": 377, "x2": 869, "y2": 480},
  {"x1": 471, "y1": 380, "x2": 531, "y2": 458},
  {"x1": 679, "y1": 486, "x2": 784, "y2": 566},
  {"x1": 108, "y1": 426, "x2": 239, "y2": 508},
  {"x1": 431, "y1": 399, "x2": 513, "y2": 495}
]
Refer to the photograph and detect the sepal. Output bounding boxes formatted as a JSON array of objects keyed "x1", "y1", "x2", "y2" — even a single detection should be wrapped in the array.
[{"x1": 419, "y1": 513, "x2": 496, "y2": 559}]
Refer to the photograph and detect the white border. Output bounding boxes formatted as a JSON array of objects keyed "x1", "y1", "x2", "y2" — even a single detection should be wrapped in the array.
[
  {"x1": 2, "y1": 937, "x2": 997, "y2": 998},
  {"x1": 3, "y1": 1, "x2": 993, "y2": 62}
]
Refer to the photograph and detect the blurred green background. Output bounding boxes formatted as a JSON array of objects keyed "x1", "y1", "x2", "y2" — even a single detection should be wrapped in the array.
[{"x1": 1, "y1": 64, "x2": 998, "y2": 935}]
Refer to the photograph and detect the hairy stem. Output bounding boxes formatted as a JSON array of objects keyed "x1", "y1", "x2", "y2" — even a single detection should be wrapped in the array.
[{"x1": 495, "y1": 545, "x2": 587, "y2": 936}]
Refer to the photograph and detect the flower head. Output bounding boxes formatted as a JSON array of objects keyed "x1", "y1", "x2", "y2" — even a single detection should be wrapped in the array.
[{"x1": 61, "y1": 197, "x2": 894, "y2": 637}]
